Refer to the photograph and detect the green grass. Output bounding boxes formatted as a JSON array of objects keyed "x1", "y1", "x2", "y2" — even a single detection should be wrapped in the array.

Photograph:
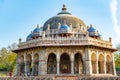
[{"x1": 0, "y1": 73, "x2": 7, "y2": 77}]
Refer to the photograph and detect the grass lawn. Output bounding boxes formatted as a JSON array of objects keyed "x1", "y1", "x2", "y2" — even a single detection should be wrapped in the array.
[
  {"x1": 0, "y1": 73, "x2": 7, "y2": 76},
  {"x1": 0, "y1": 71, "x2": 8, "y2": 77}
]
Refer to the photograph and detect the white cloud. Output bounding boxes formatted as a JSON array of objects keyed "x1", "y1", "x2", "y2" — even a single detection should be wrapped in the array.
[{"x1": 110, "y1": 0, "x2": 120, "y2": 44}]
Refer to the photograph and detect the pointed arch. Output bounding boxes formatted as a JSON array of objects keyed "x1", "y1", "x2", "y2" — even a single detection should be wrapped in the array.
[
  {"x1": 18, "y1": 55, "x2": 24, "y2": 75},
  {"x1": 98, "y1": 54, "x2": 104, "y2": 74},
  {"x1": 91, "y1": 53, "x2": 97, "y2": 73},
  {"x1": 33, "y1": 53, "x2": 39, "y2": 76},
  {"x1": 47, "y1": 53, "x2": 57, "y2": 74},
  {"x1": 106, "y1": 55, "x2": 111, "y2": 74},
  {"x1": 26, "y1": 54, "x2": 32, "y2": 74},
  {"x1": 60, "y1": 53, "x2": 71, "y2": 74},
  {"x1": 74, "y1": 53, "x2": 83, "y2": 74},
  {"x1": 34, "y1": 53, "x2": 39, "y2": 62},
  {"x1": 18, "y1": 55, "x2": 24, "y2": 63}
]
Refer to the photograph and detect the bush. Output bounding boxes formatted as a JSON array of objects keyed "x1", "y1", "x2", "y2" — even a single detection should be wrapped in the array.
[{"x1": 116, "y1": 68, "x2": 120, "y2": 71}]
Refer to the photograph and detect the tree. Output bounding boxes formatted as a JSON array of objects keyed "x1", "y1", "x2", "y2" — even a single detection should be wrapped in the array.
[
  {"x1": 115, "y1": 43, "x2": 120, "y2": 71},
  {"x1": 0, "y1": 47, "x2": 16, "y2": 71}
]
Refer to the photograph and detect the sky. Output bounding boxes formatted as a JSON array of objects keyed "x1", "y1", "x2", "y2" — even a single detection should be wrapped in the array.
[{"x1": 0, "y1": 0, "x2": 120, "y2": 49}]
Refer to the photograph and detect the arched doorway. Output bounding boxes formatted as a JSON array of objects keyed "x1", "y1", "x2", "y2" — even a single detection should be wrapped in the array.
[
  {"x1": 98, "y1": 54, "x2": 104, "y2": 74},
  {"x1": 60, "y1": 53, "x2": 71, "y2": 74},
  {"x1": 18, "y1": 55, "x2": 24, "y2": 75},
  {"x1": 106, "y1": 55, "x2": 111, "y2": 74},
  {"x1": 74, "y1": 53, "x2": 83, "y2": 74},
  {"x1": 91, "y1": 53, "x2": 97, "y2": 73},
  {"x1": 47, "y1": 53, "x2": 57, "y2": 74},
  {"x1": 33, "y1": 53, "x2": 39, "y2": 76},
  {"x1": 26, "y1": 54, "x2": 32, "y2": 75}
]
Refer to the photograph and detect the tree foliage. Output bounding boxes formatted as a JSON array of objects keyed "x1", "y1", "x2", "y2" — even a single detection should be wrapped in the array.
[
  {"x1": 0, "y1": 47, "x2": 16, "y2": 71},
  {"x1": 115, "y1": 44, "x2": 120, "y2": 70}
]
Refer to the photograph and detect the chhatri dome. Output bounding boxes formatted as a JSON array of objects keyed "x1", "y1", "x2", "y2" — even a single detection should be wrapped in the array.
[
  {"x1": 43, "y1": 4, "x2": 86, "y2": 31},
  {"x1": 26, "y1": 4, "x2": 102, "y2": 41}
]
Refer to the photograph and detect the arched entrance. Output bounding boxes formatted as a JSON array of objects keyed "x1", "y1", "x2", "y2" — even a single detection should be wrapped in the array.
[
  {"x1": 47, "y1": 53, "x2": 57, "y2": 74},
  {"x1": 60, "y1": 53, "x2": 71, "y2": 74},
  {"x1": 33, "y1": 53, "x2": 39, "y2": 76},
  {"x1": 74, "y1": 53, "x2": 83, "y2": 74},
  {"x1": 106, "y1": 55, "x2": 111, "y2": 74},
  {"x1": 98, "y1": 54, "x2": 104, "y2": 74},
  {"x1": 91, "y1": 53, "x2": 97, "y2": 73},
  {"x1": 18, "y1": 55, "x2": 24, "y2": 75},
  {"x1": 26, "y1": 54, "x2": 32, "y2": 75}
]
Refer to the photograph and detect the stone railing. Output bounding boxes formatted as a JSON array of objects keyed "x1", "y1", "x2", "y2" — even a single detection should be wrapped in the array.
[
  {"x1": 15, "y1": 36, "x2": 112, "y2": 50},
  {"x1": 88, "y1": 37, "x2": 112, "y2": 48}
]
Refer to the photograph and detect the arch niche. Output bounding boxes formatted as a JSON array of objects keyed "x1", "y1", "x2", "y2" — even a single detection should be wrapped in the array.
[
  {"x1": 47, "y1": 53, "x2": 57, "y2": 74},
  {"x1": 106, "y1": 55, "x2": 112, "y2": 74},
  {"x1": 74, "y1": 53, "x2": 83, "y2": 74},
  {"x1": 91, "y1": 53, "x2": 97, "y2": 74},
  {"x1": 18, "y1": 55, "x2": 24, "y2": 75},
  {"x1": 26, "y1": 54, "x2": 32, "y2": 75},
  {"x1": 60, "y1": 53, "x2": 71, "y2": 74},
  {"x1": 98, "y1": 54, "x2": 104, "y2": 74},
  {"x1": 33, "y1": 53, "x2": 39, "y2": 76}
]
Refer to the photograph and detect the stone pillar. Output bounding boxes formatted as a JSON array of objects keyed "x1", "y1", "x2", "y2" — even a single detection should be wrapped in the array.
[
  {"x1": 71, "y1": 53, "x2": 74, "y2": 74},
  {"x1": 104, "y1": 61, "x2": 106, "y2": 74},
  {"x1": 84, "y1": 47, "x2": 92, "y2": 75},
  {"x1": 71, "y1": 61, "x2": 74, "y2": 74},
  {"x1": 112, "y1": 53, "x2": 116, "y2": 75},
  {"x1": 24, "y1": 62, "x2": 28, "y2": 76},
  {"x1": 16, "y1": 62, "x2": 20, "y2": 76},
  {"x1": 38, "y1": 62, "x2": 41, "y2": 75},
  {"x1": 57, "y1": 53, "x2": 60, "y2": 74},
  {"x1": 24, "y1": 54, "x2": 27, "y2": 76},
  {"x1": 104, "y1": 54, "x2": 106, "y2": 74},
  {"x1": 39, "y1": 49, "x2": 46, "y2": 75},
  {"x1": 38, "y1": 53, "x2": 42, "y2": 75},
  {"x1": 31, "y1": 53, "x2": 34, "y2": 76},
  {"x1": 96, "y1": 51, "x2": 99, "y2": 74},
  {"x1": 15, "y1": 56, "x2": 19, "y2": 76},
  {"x1": 57, "y1": 61, "x2": 60, "y2": 74}
]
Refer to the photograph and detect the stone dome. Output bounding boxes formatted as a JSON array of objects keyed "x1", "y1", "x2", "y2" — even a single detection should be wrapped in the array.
[
  {"x1": 60, "y1": 24, "x2": 70, "y2": 31},
  {"x1": 26, "y1": 24, "x2": 43, "y2": 41},
  {"x1": 87, "y1": 25, "x2": 96, "y2": 32},
  {"x1": 26, "y1": 32, "x2": 32, "y2": 41},
  {"x1": 32, "y1": 24, "x2": 42, "y2": 37},
  {"x1": 87, "y1": 24, "x2": 102, "y2": 37},
  {"x1": 43, "y1": 4, "x2": 86, "y2": 31}
]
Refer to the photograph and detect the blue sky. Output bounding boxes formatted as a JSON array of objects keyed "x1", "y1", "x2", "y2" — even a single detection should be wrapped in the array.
[{"x1": 0, "y1": 0, "x2": 120, "y2": 48}]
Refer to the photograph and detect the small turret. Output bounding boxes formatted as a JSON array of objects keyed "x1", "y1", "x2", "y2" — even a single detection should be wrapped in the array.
[
  {"x1": 42, "y1": 31, "x2": 45, "y2": 38},
  {"x1": 58, "y1": 23, "x2": 61, "y2": 29},
  {"x1": 37, "y1": 24, "x2": 39, "y2": 28},
  {"x1": 109, "y1": 37, "x2": 112, "y2": 42},
  {"x1": 47, "y1": 24, "x2": 50, "y2": 30},
  {"x1": 19, "y1": 38, "x2": 22, "y2": 44},
  {"x1": 69, "y1": 23, "x2": 72, "y2": 30},
  {"x1": 90, "y1": 24, "x2": 93, "y2": 27},
  {"x1": 87, "y1": 26, "x2": 89, "y2": 29}
]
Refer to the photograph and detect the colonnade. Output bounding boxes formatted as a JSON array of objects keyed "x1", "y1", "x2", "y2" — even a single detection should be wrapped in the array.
[
  {"x1": 91, "y1": 53, "x2": 114, "y2": 74},
  {"x1": 16, "y1": 51, "x2": 115, "y2": 76}
]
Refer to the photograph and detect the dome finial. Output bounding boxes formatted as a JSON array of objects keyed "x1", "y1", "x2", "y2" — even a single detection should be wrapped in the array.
[
  {"x1": 90, "y1": 24, "x2": 93, "y2": 27},
  {"x1": 37, "y1": 24, "x2": 39, "y2": 28},
  {"x1": 62, "y1": 4, "x2": 67, "y2": 11},
  {"x1": 63, "y1": 20, "x2": 67, "y2": 25}
]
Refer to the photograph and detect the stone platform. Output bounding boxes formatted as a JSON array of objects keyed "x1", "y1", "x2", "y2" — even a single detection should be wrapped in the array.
[{"x1": 0, "y1": 75, "x2": 120, "y2": 80}]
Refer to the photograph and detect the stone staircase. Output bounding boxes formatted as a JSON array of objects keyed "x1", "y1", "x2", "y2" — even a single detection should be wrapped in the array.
[
  {"x1": 0, "y1": 76, "x2": 119, "y2": 80},
  {"x1": 54, "y1": 75, "x2": 77, "y2": 80}
]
